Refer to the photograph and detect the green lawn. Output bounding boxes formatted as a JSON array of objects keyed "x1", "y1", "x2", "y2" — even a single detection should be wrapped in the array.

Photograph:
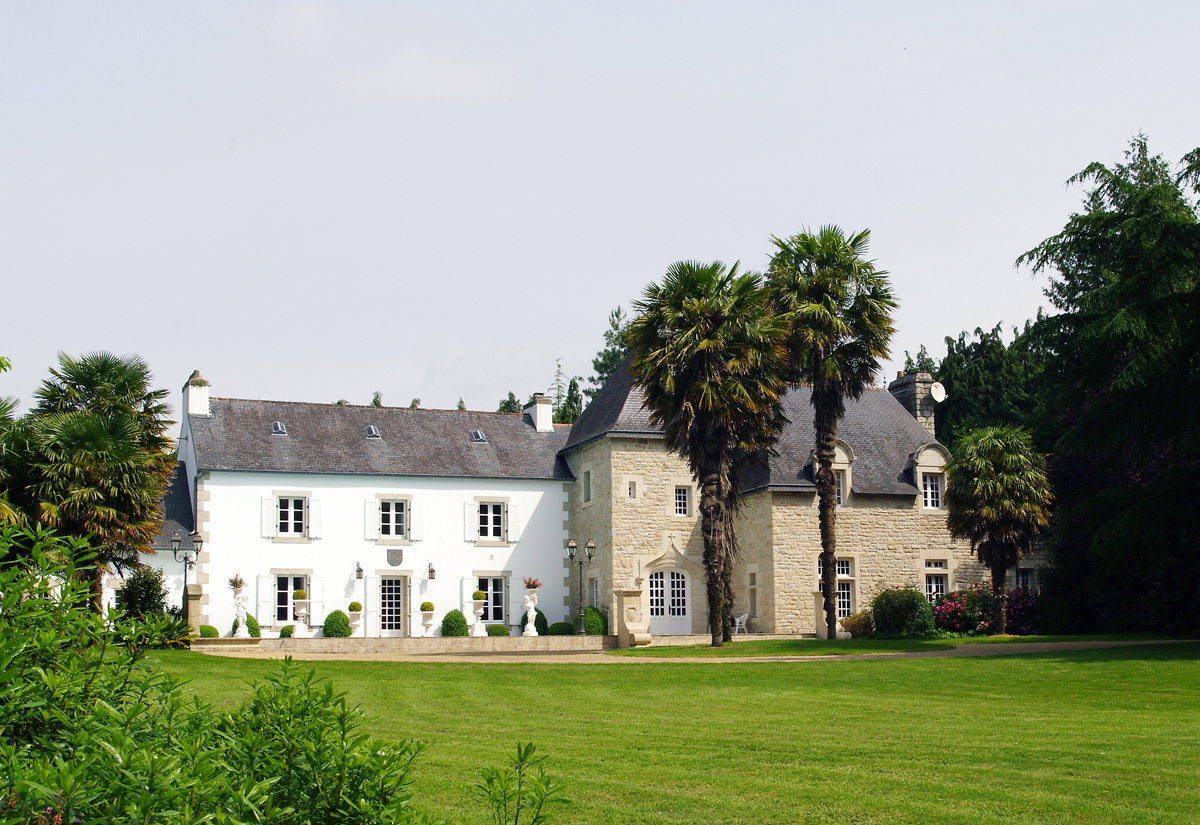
[{"x1": 153, "y1": 643, "x2": 1200, "y2": 825}]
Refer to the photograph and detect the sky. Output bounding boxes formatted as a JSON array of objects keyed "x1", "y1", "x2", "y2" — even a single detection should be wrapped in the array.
[{"x1": 3, "y1": 1, "x2": 1199, "y2": 422}]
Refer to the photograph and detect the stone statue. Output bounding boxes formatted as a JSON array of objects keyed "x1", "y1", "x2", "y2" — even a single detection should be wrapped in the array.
[
  {"x1": 233, "y1": 591, "x2": 251, "y2": 638},
  {"x1": 522, "y1": 591, "x2": 539, "y2": 636}
]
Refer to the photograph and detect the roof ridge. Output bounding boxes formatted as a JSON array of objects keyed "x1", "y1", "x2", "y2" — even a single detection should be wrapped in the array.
[{"x1": 210, "y1": 397, "x2": 527, "y2": 416}]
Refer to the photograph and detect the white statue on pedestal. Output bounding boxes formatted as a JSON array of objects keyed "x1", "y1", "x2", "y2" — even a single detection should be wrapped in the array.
[
  {"x1": 233, "y1": 591, "x2": 251, "y2": 638},
  {"x1": 522, "y1": 591, "x2": 539, "y2": 637}
]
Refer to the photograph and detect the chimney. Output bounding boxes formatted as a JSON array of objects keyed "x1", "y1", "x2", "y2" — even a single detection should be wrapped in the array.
[
  {"x1": 888, "y1": 371, "x2": 936, "y2": 438},
  {"x1": 182, "y1": 370, "x2": 211, "y2": 417},
  {"x1": 523, "y1": 393, "x2": 554, "y2": 433}
]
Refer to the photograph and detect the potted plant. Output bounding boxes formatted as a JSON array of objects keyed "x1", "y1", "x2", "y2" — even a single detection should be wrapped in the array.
[
  {"x1": 470, "y1": 589, "x2": 488, "y2": 637},
  {"x1": 420, "y1": 601, "x2": 435, "y2": 637},
  {"x1": 229, "y1": 573, "x2": 246, "y2": 591},
  {"x1": 292, "y1": 589, "x2": 310, "y2": 638},
  {"x1": 347, "y1": 601, "x2": 363, "y2": 629},
  {"x1": 523, "y1": 577, "x2": 542, "y2": 593}
]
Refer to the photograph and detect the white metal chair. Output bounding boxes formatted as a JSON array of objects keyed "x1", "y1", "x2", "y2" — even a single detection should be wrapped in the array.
[{"x1": 733, "y1": 613, "x2": 749, "y2": 634}]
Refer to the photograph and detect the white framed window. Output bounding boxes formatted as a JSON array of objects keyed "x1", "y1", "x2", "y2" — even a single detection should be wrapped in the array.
[
  {"x1": 818, "y1": 557, "x2": 856, "y2": 619},
  {"x1": 923, "y1": 473, "x2": 943, "y2": 509},
  {"x1": 380, "y1": 500, "x2": 407, "y2": 539},
  {"x1": 478, "y1": 503, "x2": 504, "y2": 540},
  {"x1": 1016, "y1": 568, "x2": 1035, "y2": 591},
  {"x1": 590, "y1": 577, "x2": 599, "y2": 608},
  {"x1": 835, "y1": 470, "x2": 846, "y2": 506},
  {"x1": 275, "y1": 574, "x2": 308, "y2": 622},
  {"x1": 479, "y1": 576, "x2": 507, "y2": 623},
  {"x1": 278, "y1": 497, "x2": 306, "y2": 535},
  {"x1": 674, "y1": 486, "x2": 690, "y2": 516},
  {"x1": 926, "y1": 574, "x2": 947, "y2": 602}
]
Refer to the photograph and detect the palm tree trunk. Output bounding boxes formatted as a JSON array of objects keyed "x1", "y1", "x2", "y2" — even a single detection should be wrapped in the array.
[
  {"x1": 721, "y1": 547, "x2": 734, "y2": 643},
  {"x1": 699, "y1": 470, "x2": 725, "y2": 647},
  {"x1": 814, "y1": 394, "x2": 840, "y2": 640},
  {"x1": 991, "y1": 564, "x2": 1008, "y2": 635}
]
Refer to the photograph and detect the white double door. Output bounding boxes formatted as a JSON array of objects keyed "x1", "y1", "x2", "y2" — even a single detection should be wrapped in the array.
[
  {"x1": 365, "y1": 575, "x2": 410, "y2": 637},
  {"x1": 648, "y1": 570, "x2": 691, "y2": 635}
]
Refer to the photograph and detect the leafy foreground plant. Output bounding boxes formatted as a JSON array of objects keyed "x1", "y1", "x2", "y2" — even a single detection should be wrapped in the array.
[
  {"x1": 0, "y1": 526, "x2": 565, "y2": 825},
  {"x1": 477, "y1": 743, "x2": 567, "y2": 825}
]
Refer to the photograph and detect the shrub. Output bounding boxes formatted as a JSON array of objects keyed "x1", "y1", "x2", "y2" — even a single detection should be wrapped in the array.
[
  {"x1": 115, "y1": 565, "x2": 168, "y2": 617},
  {"x1": 520, "y1": 607, "x2": 549, "y2": 635},
  {"x1": 548, "y1": 621, "x2": 575, "y2": 636},
  {"x1": 871, "y1": 587, "x2": 935, "y2": 636},
  {"x1": 583, "y1": 605, "x2": 608, "y2": 636},
  {"x1": 840, "y1": 609, "x2": 874, "y2": 638},
  {"x1": 348, "y1": 601, "x2": 362, "y2": 612},
  {"x1": 420, "y1": 601, "x2": 435, "y2": 612},
  {"x1": 472, "y1": 589, "x2": 487, "y2": 600},
  {"x1": 934, "y1": 582, "x2": 996, "y2": 635},
  {"x1": 1006, "y1": 586, "x2": 1040, "y2": 636},
  {"x1": 441, "y1": 609, "x2": 469, "y2": 637},
  {"x1": 486, "y1": 623, "x2": 511, "y2": 636},
  {"x1": 323, "y1": 610, "x2": 352, "y2": 638},
  {"x1": 231, "y1": 614, "x2": 262, "y2": 638},
  {"x1": 293, "y1": 589, "x2": 307, "y2": 601},
  {"x1": 279, "y1": 624, "x2": 294, "y2": 638},
  {"x1": 199, "y1": 624, "x2": 219, "y2": 638}
]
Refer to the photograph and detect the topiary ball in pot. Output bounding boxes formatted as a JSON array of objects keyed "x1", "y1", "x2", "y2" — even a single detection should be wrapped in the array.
[
  {"x1": 520, "y1": 607, "x2": 548, "y2": 635},
  {"x1": 348, "y1": 601, "x2": 362, "y2": 613},
  {"x1": 323, "y1": 610, "x2": 352, "y2": 638},
  {"x1": 420, "y1": 601, "x2": 434, "y2": 612},
  {"x1": 486, "y1": 623, "x2": 510, "y2": 636},
  {"x1": 441, "y1": 609, "x2": 469, "y2": 637},
  {"x1": 583, "y1": 605, "x2": 608, "y2": 636},
  {"x1": 871, "y1": 588, "x2": 935, "y2": 636}
]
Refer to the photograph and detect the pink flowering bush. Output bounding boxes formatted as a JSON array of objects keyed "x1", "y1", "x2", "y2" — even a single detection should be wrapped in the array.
[
  {"x1": 1005, "y1": 586, "x2": 1040, "y2": 635},
  {"x1": 933, "y1": 582, "x2": 994, "y2": 635}
]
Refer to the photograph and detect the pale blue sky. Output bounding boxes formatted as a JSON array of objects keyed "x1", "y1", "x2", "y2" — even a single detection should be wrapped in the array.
[{"x1": 3, "y1": 2, "x2": 1198, "y2": 421}]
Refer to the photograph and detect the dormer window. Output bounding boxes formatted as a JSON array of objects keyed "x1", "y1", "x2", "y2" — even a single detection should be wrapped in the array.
[
  {"x1": 365, "y1": 425, "x2": 382, "y2": 439},
  {"x1": 471, "y1": 429, "x2": 487, "y2": 443},
  {"x1": 271, "y1": 421, "x2": 287, "y2": 435}
]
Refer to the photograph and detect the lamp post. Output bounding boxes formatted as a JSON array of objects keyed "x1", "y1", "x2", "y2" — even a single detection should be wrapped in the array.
[
  {"x1": 567, "y1": 538, "x2": 595, "y2": 635},
  {"x1": 171, "y1": 531, "x2": 202, "y2": 624}
]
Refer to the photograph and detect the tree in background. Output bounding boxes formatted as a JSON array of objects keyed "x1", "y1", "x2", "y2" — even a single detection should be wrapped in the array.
[
  {"x1": 586, "y1": 307, "x2": 631, "y2": 399},
  {"x1": 629, "y1": 261, "x2": 787, "y2": 646},
  {"x1": 766, "y1": 227, "x2": 896, "y2": 640},
  {"x1": 409, "y1": 398, "x2": 420, "y2": 408},
  {"x1": 945, "y1": 426, "x2": 1053, "y2": 634},
  {"x1": 1016, "y1": 136, "x2": 1200, "y2": 632},
  {"x1": 457, "y1": 398, "x2": 467, "y2": 411},
  {"x1": 902, "y1": 345, "x2": 937, "y2": 375},
  {"x1": 554, "y1": 378, "x2": 583, "y2": 424},
  {"x1": 371, "y1": 391, "x2": 383, "y2": 407},
  {"x1": 497, "y1": 392, "x2": 522, "y2": 414}
]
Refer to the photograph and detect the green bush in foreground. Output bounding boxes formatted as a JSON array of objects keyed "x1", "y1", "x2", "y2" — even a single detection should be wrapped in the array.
[
  {"x1": 323, "y1": 609, "x2": 352, "y2": 638},
  {"x1": 487, "y1": 623, "x2": 511, "y2": 636},
  {"x1": 548, "y1": 621, "x2": 575, "y2": 636},
  {"x1": 199, "y1": 624, "x2": 219, "y2": 638},
  {"x1": 441, "y1": 609, "x2": 469, "y2": 637},
  {"x1": 583, "y1": 605, "x2": 608, "y2": 636},
  {"x1": 872, "y1": 587, "x2": 936, "y2": 636}
]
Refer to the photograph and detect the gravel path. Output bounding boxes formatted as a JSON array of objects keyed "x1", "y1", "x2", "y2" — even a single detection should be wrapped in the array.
[{"x1": 198, "y1": 639, "x2": 1192, "y2": 664}]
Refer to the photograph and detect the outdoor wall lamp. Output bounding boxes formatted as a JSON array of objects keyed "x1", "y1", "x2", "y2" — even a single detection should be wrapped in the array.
[
  {"x1": 427, "y1": 563, "x2": 436, "y2": 580},
  {"x1": 566, "y1": 539, "x2": 595, "y2": 635},
  {"x1": 355, "y1": 562, "x2": 364, "y2": 580}
]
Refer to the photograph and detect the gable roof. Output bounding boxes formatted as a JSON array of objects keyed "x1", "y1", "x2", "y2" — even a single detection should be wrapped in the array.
[
  {"x1": 564, "y1": 358, "x2": 938, "y2": 496},
  {"x1": 149, "y1": 462, "x2": 197, "y2": 551},
  {"x1": 191, "y1": 400, "x2": 572, "y2": 481}
]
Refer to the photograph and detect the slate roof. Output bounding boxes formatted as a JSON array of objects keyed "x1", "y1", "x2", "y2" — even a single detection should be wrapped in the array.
[
  {"x1": 564, "y1": 358, "x2": 939, "y2": 496},
  {"x1": 149, "y1": 463, "x2": 197, "y2": 551},
  {"x1": 191, "y1": 400, "x2": 573, "y2": 480}
]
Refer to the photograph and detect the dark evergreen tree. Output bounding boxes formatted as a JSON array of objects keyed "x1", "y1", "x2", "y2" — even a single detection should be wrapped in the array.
[{"x1": 585, "y1": 307, "x2": 631, "y2": 399}]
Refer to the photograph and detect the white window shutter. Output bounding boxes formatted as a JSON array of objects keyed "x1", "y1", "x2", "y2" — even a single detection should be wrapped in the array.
[
  {"x1": 309, "y1": 500, "x2": 322, "y2": 539},
  {"x1": 410, "y1": 502, "x2": 423, "y2": 541},
  {"x1": 465, "y1": 501, "x2": 476, "y2": 541},
  {"x1": 365, "y1": 576, "x2": 381, "y2": 638},
  {"x1": 365, "y1": 499, "x2": 378, "y2": 540},
  {"x1": 261, "y1": 497, "x2": 275, "y2": 538},
  {"x1": 507, "y1": 503, "x2": 521, "y2": 542},
  {"x1": 309, "y1": 576, "x2": 324, "y2": 627},
  {"x1": 256, "y1": 575, "x2": 274, "y2": 625}
]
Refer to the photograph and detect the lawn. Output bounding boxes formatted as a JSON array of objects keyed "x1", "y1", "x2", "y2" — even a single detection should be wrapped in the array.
[{"x1": 153, "y1": 643, "x2": 1200, "y2": 825}]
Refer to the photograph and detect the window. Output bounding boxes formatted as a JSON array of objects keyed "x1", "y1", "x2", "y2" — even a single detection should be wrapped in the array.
[
  {"x1": 649, "y1": 571, "x2": 687, "y2": 617},
  {"x1": 590, "y1": 577, "x2": 599, "y2": 608},
  {"x1": 923, "y1": 473, "x2": 943, "y2": 509},
  {"x1": 278, "y1": 497, "x2": 306, "y2": 536},
  {"x1": 380, "y1": 500, "x2": 406, "y2": 538},
  {"x1": 818, "y1": 557, "x2": 856, "y2": 619},
  {"x1": 583, "y1": 470, "x2": 592, "y2": 503},
  {"x1": 748, "y1": 571, "x2": 758, "y2": 619},
  {"x1": 674, "y1": 486, "x2": 690, "y2": 516},
  {"x1": 276, "y1": 575, "x2": 307, "y2": 622},
  {"x1": 628, "y1": 480, "x2": 636, "y2": 499},
  {"x1": 365, "y1": 425, "x2": 382, "y2": 439},
  {"x1": 380, "y1": 577, "x2": 405, "y2": 631},
  {"x1": 1016, "y1": 568, "x2": 1035, "y2": 591},
  {"x1": 478, "y1": 577, "x2": 506, "y2": 623},
  {"x1": 924, "y1": 560, "x2": 948, "y2": 601},
  {"x1": 478, "y1": 503, "x2": 504, "y2": 539},
  {"x1": 835, "y1": 470, "x2": 846, "y2": 506}
]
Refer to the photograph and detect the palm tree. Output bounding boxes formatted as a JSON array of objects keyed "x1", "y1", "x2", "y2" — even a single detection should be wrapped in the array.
[
  {"x1": 766, "y1": 227, "x2": 897, "y2": 640},
  {"x1": 944, "y1": 426, "x2": 1052, "y2": 634},
  {"x1": 629, "y1": 261, "x2": 788, "y2": 646}
]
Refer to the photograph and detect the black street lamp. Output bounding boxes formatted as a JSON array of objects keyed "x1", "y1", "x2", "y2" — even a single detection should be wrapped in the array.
[
  {"x1": 171, "y1": 531, "x2": 202, "y2": 623},
  {"x1": 566, "y1": 538, "x2": 595, "y2": 635}
]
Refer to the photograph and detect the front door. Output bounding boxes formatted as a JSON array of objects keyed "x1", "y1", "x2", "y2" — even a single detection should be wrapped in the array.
[
  {"x1": 379, "y1": 576, "x2": 407, "y2": 637},
  {"x1": 648, "y1": 570, "x2": 691, "y2": 635}
]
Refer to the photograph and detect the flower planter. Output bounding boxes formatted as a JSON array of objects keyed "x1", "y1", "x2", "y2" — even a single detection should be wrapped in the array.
[
  {"x1": 347, "y1": 610, "x2": 362, "y2": 630},
  {"x1": 291, "y1": 600, "x2": 311, "y2": 638},
  {"x1": 420, "y1": 610, "x2": 435, "y2": 637},
  {"x1": 471, "y1": 599, "x2": 488, "y2": 637}
]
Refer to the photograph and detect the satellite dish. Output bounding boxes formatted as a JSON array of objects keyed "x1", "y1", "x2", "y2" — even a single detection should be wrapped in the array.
[{"x1": 930, "y1": 382, "x2": 946, "y2": 403}]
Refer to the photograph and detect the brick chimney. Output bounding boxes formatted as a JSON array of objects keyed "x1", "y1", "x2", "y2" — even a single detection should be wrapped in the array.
[{"x1": 888, "y1": 371, "x2": 937, "y2": 438}]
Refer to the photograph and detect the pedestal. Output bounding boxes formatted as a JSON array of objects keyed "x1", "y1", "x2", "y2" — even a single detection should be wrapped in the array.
[{"x1": 471, "y1": 601, "x2": 487, "y2": 637}]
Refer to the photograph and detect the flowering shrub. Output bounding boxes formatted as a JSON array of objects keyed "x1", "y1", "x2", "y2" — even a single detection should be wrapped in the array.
[
  {"x1": 228, "y1": 573, "x2": 246, "y2": 589},
  {"x1": 523, "y1": 577, "x2": 543, "y2": 590},
  {"x1": 1005, "y1": 586, "x2": 1040, "y2": 635},
  {"x1": 933, "y1": 582, "x2": 995, "y2": 635},
  {"x1": 840, "y1": 609, "x2": 873, "y2": 638}
]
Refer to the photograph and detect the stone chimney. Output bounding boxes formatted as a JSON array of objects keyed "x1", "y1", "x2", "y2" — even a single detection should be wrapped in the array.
[
  {"x1": 523, "y1": 393, "x2": 554, "y2": 433},
  {"x1": 888, "y1": 371, "x2": 936, "y2": 438},
  {"x1": 182, "y1": 370, "x2": 211, "y2": 417}
]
